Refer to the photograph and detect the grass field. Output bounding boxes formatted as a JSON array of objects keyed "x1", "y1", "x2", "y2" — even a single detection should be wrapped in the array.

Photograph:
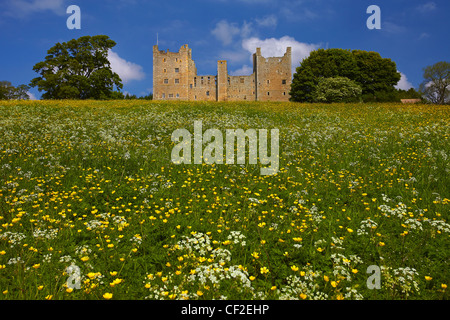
[{"x1": 0, "y1": 100, "x2": 448, "y2": 300}]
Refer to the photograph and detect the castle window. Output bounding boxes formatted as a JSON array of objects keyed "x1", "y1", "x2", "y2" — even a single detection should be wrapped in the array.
[
  {"x1": 176, "y1": 93, "x2": 179, "y2": 98},
  {"x1": 240, "y1": 78, "x2": 244, "y2": 84},
  {"x1": 190, "y1": 84, "x2": 193, "y2": 89},
  {"x1": 175, "y1": 68, "x2": 179, "y2": 73},
  {"x1": 163, "y1": 58, "x2": 166, "y2": 62},
  {"x1": 163, "y1": 69, "x2": 167, "y2": 73},
  {"x1": 162, "y1": 93, "x2": 165, "y2": 98},
  {"x1": 164, "y1": 79, "x2": 168, "y2": 84},
  {"x1": 267, "y1": 80, "x2": 270, "y2": 84},
  {"x1": 282, "y1": 79, "x2": 287, "y2": 84},
  {"x1": 175, "y1": 79, "x2": 180, "y2": 84},
  {"x1": 168, "y1": 94, "x2": 173, "y2": 98},
  {"x1": 267, "y1": 92, "x2": 270, "y2": 95},
  {"x1": 206, "y1": 91, "x2": 210, "y2": 96},
  {"x1": 283, "y1": 92, "x2": 286, "y2": 95}
]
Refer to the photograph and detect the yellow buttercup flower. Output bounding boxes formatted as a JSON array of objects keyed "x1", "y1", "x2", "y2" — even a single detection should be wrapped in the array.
[
  {"x1": 87, "y1": 272, "x2": 97, "y2": 279},
  {"x1": 103, "y1": 292, "x2": 113, "y2": 300}
]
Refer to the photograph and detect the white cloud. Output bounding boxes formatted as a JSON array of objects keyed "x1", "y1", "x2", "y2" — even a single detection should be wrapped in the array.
[
  {"x1": 417, "y1": 2, "x2": 437, "y2": 13},
  {"x1": 230, "y1": 64, "x2": 253, "y2": 76},
  {"x1": 382, "y1": 21, "x2": 407, "y2": 34},
  {"x1": 211, "y1": 19, "x2": 257, "y2": 46},
  {"x1": 242, "y1": 36, "x2": 320, "y2": 73},
  {"x1": 280, "y1": 6, "x2": 317, "y2": 22},
  {"x1": 255, "y1": 15, "x2": 277, "y2": 28},
  {"x1": 418, "y1": 32, "x2": 430, "y2": 40},
  {"x1": 395, "y1": 72, "x2": 414, "y2": 90},
  {"x1": 211, "y1": 20, "x2": 242, "y2": 46},
  {"x1": 107, "y1": 50, "x2": 145, "y2": 84},
  {"x1": 4, "y1": 0, "x2": 66, "y2": 17},
  {"x1": 219, "y1": 50, "x2": 249, "y2": 64},
  {"x1": 27, "y1": 91, "x2": 37, "y2": 100}
]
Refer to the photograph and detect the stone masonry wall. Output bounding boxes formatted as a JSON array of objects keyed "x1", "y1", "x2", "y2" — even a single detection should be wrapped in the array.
[{"x1": 153, "y1": 44, "x2": 291, "y2": 102}]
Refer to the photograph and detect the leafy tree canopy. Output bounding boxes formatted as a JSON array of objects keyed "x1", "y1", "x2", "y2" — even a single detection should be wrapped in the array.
[
  {"x1": 290, "y1": 48, "x2": 401, "y2": 102},
  {"x1": 0, "y1": 81, "x2": 30, "y2": 100},
  {"x1": 30, "y1": 35, "x2": 123, "y2": 100}
]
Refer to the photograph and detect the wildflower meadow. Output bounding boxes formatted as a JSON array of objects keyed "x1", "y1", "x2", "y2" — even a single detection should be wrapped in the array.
[{"x1": 0, "y1": 100, "x2": 448, "y2": 300}]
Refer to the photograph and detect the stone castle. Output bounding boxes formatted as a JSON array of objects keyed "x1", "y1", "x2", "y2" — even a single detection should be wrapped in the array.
[{"x1": 153, "y1": 44, "x2": 292, "y2": 101}]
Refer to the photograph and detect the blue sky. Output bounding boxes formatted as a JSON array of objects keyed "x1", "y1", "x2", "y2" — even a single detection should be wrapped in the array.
[{"x1": 1, "y1": 0, "x2": 449, "y2": 99}]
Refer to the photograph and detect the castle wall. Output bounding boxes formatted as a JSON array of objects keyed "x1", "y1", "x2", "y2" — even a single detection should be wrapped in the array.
[
  {"x1": 227, "y1": 75, "x2": 255, "y2": 101},
  {"x1": 153, "y1": 44, "x2": 291, "y2": 102},
  {"x1": 190, "y1": 75, "x2": 217, "y2": 101}
]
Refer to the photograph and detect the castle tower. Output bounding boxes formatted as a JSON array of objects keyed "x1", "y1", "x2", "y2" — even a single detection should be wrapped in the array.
[
  {"x1": 217, "y1": 60, "x2": 228, "y2": 101},
  {"x1": 153, "y1": 44, "x2": 191, "y2": 100},
  {"x1": 254, "y1": 47, "x2": 291, "y2": 101}
]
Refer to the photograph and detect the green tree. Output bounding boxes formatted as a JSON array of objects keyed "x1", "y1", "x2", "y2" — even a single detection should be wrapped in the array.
[
  {"x1": 0, "y1": 81, "x2": 30, "y2": 100},
  {"x1": 290, "y1": 48, "x2": 401, "y2": 102},
  {"x1": 396, "y1": 88, "x2": 422, "y2": 100},
  {"x1": 419, "y1": 61, "x2": 450, "y2": 104},
  {"x1": 30, "y1": 35, "x2": 123, "y2": 100},
  {"x1": 313, "y1": 77, "x2": 362, "y2": 103}
]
